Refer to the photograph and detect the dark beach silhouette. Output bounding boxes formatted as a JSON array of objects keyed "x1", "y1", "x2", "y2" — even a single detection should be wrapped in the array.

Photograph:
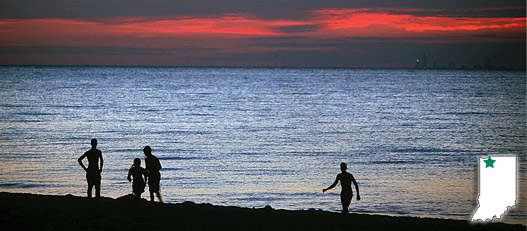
[
  {"x1": 323, "y1": 162, "x2": 360, "y2": 213},
  {"x1": 144, "y1": 146, "x2": 163, "y2": 202},
  {"x1": 3, "y1": 192, "x2": 525, "y2": 231},
  {"x1": 127, "y1": 158, "x2": 147, "y2": 199},
  {"x1": 78, "y1": 139, "x2": 104, "y2": 198}
]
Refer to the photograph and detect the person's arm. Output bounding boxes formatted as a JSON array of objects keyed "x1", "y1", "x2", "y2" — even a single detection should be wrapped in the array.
[
  {"x1": 323, "y1": 176, "x2": 339, "y2": 193},
  {"x1": 99, "y1": 152, "x2": 104, "y2": 173},
  {"x1": 127, "y1": 169, "x2": 132, "y2": 182},
  {"x1": 78, "y1": 154, "x2": 87, "y2": 171},
  {"x1": 352, "y1": 175, "x2": 360, "y2": 200}
]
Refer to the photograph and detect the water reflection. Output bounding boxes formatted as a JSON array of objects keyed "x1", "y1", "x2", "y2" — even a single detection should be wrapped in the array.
[{"x1": 0, "y1": 67, "x2": 524, "y2": 224}]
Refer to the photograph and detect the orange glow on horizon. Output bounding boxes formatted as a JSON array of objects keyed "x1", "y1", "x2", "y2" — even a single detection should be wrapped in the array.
[{"x1": 0, "y1": 17, "x2": 283, "y2": 37}]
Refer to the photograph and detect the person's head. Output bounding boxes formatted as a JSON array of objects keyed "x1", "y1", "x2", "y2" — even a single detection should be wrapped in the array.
[
  {"x1": 143, "y1": 146, "x2": 152, "y2": 156},
  {"x1": 134, "y1": 158, "x2": 141, "y2": 167},
  {"x1": 91, "y1": 139, "x2": 97, "y2": 148},
  {"x1": 340, "y1": 162, "x2": 347, "y2": 172}
]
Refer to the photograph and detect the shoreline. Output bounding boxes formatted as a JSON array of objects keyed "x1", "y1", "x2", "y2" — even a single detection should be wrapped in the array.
[{"x1": 0, "y1": 192, "x2": 524, "y2": 231}]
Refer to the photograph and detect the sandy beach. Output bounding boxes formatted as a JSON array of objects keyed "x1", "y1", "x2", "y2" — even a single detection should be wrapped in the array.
[{"x1": 0, "y1": 192, "x2": 524, "y2": 231}]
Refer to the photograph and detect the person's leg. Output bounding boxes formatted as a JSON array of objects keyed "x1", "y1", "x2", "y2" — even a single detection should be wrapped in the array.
[
  {"x1": 340, "y1": 192, "x2": 352, "y2": 213},
  {"x1": 86, "y1": 172, "x2": 93, "y2": 198},
  {"x1": 88, "y1": 183, "x2": 93, "y2": 198},
  {"x1": 95, "y1": 183, "x2": 101, "y2": 198},
  {"x1": 94, "y1": 173, "x2": 101, "y2": 198},
  {"x1": 133, "y1": 183, "x2": 142, "y2": 199},
  {"x1": 149, "y1": 175, "x2": 161, "y2": 202},
  {"x1": 156, "y1": 192, "x2": 163, "y2": 203}
]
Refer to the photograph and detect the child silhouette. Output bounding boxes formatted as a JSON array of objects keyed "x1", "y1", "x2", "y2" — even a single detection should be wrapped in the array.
[{"x1": 128, "y1": 158, "x2": 147, "y2": 199}]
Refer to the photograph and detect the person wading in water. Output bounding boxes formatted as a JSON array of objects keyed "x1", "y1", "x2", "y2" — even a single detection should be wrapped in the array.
[{"x1": 323, "y1": 162, "x2": 360, "y2": 213}]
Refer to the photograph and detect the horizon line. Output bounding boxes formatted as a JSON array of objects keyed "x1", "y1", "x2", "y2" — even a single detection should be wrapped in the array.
[{"x1": 1, "y1": 64, "x2": 525, "y2": 71}]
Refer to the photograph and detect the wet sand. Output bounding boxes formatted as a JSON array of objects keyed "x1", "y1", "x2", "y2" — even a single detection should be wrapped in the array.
[{"x1": 0, "y1": 192, "x2": 524, "y2": 231}]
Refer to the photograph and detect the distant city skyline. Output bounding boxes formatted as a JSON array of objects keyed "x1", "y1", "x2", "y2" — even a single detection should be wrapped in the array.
[{"x1": 0, "y1": 0, "x2": 525, "y2": 68}]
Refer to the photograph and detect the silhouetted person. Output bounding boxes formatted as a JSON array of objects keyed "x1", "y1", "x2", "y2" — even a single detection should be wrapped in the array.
[
  {"x1": 78, "y1": 139, "x2": 104, "y2": 198},
  {"x1": 323, "y1": 162, "x2": 360, "y2": 213},
  {"x1": 128, "y1": 158, "x2": 147, "y2": 199},
  {"x1": 144, "y1": 146, "x2": 163, "y2": 202}
]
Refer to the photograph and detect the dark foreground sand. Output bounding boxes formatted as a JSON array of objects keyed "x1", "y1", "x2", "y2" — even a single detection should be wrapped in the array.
[{"x1": 0, "y1": 192, "x2": 524, "y2": 231}]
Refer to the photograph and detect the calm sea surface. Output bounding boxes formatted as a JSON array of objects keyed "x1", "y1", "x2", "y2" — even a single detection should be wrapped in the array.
[{"x1": 0, "y1": 67, "x2": 525, "y2": 224}]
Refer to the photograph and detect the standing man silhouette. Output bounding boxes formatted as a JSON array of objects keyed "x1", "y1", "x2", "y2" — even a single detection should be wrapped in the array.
[
  {"x1": 323, "y1": 162, "x2": 360, "y2": 213},
  {"x1": 78, "y1": 139, "x2": 104, "y2": 198},
  {"x1": 144, "y1": 146, "x2": 163, "y2": 202}
]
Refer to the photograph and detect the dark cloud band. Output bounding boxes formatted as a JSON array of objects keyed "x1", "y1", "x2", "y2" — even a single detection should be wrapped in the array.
[{"x1": 1, "y1": 0, "x2": 524, "y2": 19}]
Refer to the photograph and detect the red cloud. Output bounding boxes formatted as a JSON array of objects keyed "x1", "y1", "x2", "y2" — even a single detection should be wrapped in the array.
[
  {"x1": 311, "y1": 8, "x2": 526, "y2": 32},
  {"x1": 0, "y1": 7, "x2": 524, "y2": 66},
  {"x1": 1, "y1": 8, "x2": 524, "y2": 47}
]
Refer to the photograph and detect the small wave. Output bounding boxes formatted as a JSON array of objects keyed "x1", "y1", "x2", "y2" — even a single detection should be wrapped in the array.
[
  {"x1": 11, "y1": 119, "x2": 42, "y2": 123},
  {"x1": 0, "y1": 104, "x2": 30, "y2": 108},
  {"x1": 185, "y1": 113, "x2": 216, "y2": 117},
  {"x1": 322, "y1": 131, "x2": 353, "y2": 135},
  {"x1": 152, "y1": 130, "x2": 214, "y2": 135},
  {"x1": 157, "y1": 156, "x2": 202, "y2": 160},
  {"x1": 110, "y1": 148, "x2": 140, "y2": 153},
  {"x1": 443, "y1": 111, "x2": 512, "y2": 116},
  {"x1": 281, "y1": 151, "x2": 341, "y2": 156},
  {"x1": 444, "y1": 111, "x2": 489, "y2": 115},
  {"x1": 390, "y1": 148, "x2": 466, "y2": 154},
  {"x1": 159, "y1": 168, "x2": 182, "y2": 171},
  {"x1": 370, "y1": 160, "x2": 424, "y2": 165},
  {"x1": 226, "y1": 152, "x2": 260, "y2": 156},
  {"x1": 0, "y1": 183, "x2": 46, "y2": 189},
  {"x1": 15, "y1": 112, "x2": 57, "y2": 116},
  {"x1": 0, "y1": 183, "x2": 18, "y2": 188},
  {"x1": 48, "y1": 105, "x2": 100, "y2": 109},
  {"x1": 138, "y1": 108, "x2": 163, "y2": 112}
]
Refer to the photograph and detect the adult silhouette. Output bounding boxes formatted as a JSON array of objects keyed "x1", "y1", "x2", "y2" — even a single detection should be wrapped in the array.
[
  {"x1": 144, "y1": 146, "x2": 163, "y2": 202},
  {"x1": 323, "y1": 162, "x2": 360, "y2": 213},
  {"x1": 78, "y1": 139, "x2": 104, "y2": 198}
]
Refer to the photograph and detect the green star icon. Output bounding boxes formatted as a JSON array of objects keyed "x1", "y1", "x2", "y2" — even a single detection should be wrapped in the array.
[{"x1": 483, "y1": 156, "x2": 496, "y2": 168}]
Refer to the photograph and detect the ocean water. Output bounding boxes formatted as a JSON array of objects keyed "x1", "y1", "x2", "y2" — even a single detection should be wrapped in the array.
[{"x1": 0, "y1": 66, "x2": 525, "y2": 225}]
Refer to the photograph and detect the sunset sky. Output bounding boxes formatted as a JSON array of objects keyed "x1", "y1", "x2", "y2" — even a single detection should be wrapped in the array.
[{"x1": 0, "y1": 0, "x2": 525, "y2": 68}]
